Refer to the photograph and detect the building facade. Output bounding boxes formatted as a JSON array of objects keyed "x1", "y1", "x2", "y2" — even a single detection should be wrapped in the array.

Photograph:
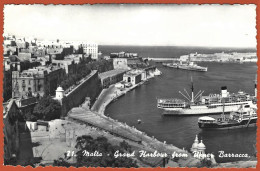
[
  {"x1": 12, "y1": 69, "x2": 46, "y2": 98},
  {"x1": 82, "y1": 43, "x2": 98, "y2": 60},
  {"x1": 99, "y1": 69, "x2": 127, "y2": 88},
  {"x1": 123, "y1": 70, "x2": 142, "y2": 85},
  {"x1": 12, "y1": 66, "x2": 65, "y2": 98}
]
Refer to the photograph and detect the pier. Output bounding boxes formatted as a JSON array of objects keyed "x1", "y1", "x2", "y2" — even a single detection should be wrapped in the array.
[{"x1": 144, "y1": 57, "x2": 179, "y2": 62}]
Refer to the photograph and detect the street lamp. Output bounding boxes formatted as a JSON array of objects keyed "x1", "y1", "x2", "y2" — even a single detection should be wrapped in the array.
[
  {"x1": 137, "y1": 119, "x2": 143, "y2": 143},
  {"x1": 107, "y1": 114, "x2": 114, "y2": 134}
]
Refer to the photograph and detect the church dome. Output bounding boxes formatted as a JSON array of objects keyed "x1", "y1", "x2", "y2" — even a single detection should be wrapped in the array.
[
  {"x1": 192, "y1": 142, "x2": 198, "y2": 148},
  {"x1": 198, "y1": 140, "x2": 206, "y2": 150}
]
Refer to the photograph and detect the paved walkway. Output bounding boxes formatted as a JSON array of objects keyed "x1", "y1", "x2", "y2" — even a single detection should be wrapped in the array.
[
  {"x1": 68, "y1": 100, "x2": 200, "y2": 167},
  {"x1": 91, "y1": 81, "x2": 146, "y2": 115},
  {"x1": 91, "y1": 85, "x2": 118, "y2": 114},
  {"x1": 69, "y1": 106, "x2": 141, "y2": 143}
]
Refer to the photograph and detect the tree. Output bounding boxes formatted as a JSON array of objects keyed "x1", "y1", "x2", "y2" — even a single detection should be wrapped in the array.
[
  {"x1": 23, "y1": 110, "x2": 37, "y2": 122},
  {"x1": 120, "y1": 140, "x2": 132, "y2": 152},
  {"x1": 198, "y1": 158, "x2": 212, "y2": 168},
  {"x1": 33, "y1": 96, "x2": 61, "y2": 121}
]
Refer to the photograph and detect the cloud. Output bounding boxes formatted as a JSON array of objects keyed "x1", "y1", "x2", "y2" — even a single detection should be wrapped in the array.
[{"x1": 4, "y1": 4, "x2": 256, "y2": 48}]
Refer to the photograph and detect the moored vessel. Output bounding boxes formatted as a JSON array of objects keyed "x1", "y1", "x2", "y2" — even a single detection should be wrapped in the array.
[
  {"x1": 198, "y1": 104, "x2": 257, "y2": 129},
  {"x1": 163, "y1": 55, "x2": 207, "y2": 72},
  {"x1": 157, "y1": 78, "x2": 256, "y2": 116}
]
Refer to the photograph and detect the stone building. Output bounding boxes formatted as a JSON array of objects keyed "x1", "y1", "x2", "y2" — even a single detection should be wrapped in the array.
[
  {"x1": 99, "y1": 69, "x2": 127, "y2": 88},
  {"x1": 12, "y1": 69, "x2": 45, "y2": 98},
  {"x1": 52, "y1": 57, "x2": 78, "y2": 75},
  {"x1": 113, "y1": 57, "x2": 148, "y2": 70},
  {"x1": 123, "y1": 70, "x2": 142, "y2": 85},
  {"x1": 12, "y1": 65, "x2": 66, "y2": 98},
  {"x1": 3, "y1": 99, "x2": 21, "y2": 162},
  {"x1": 113, "y1": 58, "x2": 128, "y2": 69}
]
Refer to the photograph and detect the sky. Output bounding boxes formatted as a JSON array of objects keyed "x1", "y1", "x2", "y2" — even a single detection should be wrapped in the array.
[{"x1": 4, "y1": 4, "x2": 257, "y2": 48}]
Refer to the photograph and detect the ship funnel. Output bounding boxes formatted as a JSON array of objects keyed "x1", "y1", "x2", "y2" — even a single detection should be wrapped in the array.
[{"x1": 221, "y1": 86, "x2": 228, "y2": 98}]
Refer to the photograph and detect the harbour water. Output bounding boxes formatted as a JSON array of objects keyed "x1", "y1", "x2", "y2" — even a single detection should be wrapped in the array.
[
  {"x1": 102, "y1": 46, "x2": 257, "y2": 163},
  {"x1": 100, "y1": 45, "x2": 256, "y2": 58}
]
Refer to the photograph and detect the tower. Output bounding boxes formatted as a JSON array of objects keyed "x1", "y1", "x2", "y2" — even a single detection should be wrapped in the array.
[
  {"x1": 190, "y1": 135, "x2": 199, "y2": 153},
  {"x1": 55, "y1": 86, "x2": 64, "y2": 100}
]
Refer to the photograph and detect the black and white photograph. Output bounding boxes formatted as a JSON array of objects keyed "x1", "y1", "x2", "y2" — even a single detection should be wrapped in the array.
[{"x1": 2, "y1": 4, "x2": 257, "y2": 168}]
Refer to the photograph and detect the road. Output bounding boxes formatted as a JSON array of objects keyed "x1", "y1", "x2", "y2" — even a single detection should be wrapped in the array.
[{"x1": 91, "y1": 85, "x2": 118, "y2": 114}]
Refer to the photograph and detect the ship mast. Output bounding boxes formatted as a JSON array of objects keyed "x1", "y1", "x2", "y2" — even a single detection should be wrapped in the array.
[
  {"x1": 191, "y1": 76, "x2": 194, "y2": 103},
  {"x1": 179, "y1": 77, "x2": 204, "y2": 103},
  {"x1": 255, "y1": 74, "x2": 257, "y2": 97}
]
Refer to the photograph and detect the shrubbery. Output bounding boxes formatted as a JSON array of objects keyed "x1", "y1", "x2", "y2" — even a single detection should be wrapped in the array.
[
  {"x1": 60, "y1": 58, "x2": 113, "y2": 90},
  {"x1": 32, "y1": 95, "x2": 61, "y2": 121}
]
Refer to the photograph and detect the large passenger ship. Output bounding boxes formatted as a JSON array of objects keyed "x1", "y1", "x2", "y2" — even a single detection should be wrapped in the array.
[{"x1": 157, "y1": 79, "x2": 257, "y2": 116}]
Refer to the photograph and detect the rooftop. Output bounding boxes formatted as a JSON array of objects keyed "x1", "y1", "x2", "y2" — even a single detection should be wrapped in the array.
[
  {"x1": 99, "y1": 69, "x2": 128, "y2": 79},
  {"x1": 123, "y1": 70, "x2": 143, "y2": 77},
  {"x1": 16, "y1": 65, "x2": 62, "y2": 78}
]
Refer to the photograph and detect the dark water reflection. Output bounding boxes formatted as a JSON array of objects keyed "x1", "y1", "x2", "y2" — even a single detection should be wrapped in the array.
[{"x1": 105, "y1": 62, "x2": 257, "y2": 163}]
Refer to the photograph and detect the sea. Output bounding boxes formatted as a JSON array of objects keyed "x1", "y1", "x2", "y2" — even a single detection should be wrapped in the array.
[{"x1": 100, "y1": 45, "x2": 257, "y2": 163}]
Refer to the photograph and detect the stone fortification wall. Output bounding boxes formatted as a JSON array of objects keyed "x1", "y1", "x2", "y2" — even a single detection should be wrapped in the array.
[{"x1": 61, "y1": 70, "x2": 102, "y2": 117}]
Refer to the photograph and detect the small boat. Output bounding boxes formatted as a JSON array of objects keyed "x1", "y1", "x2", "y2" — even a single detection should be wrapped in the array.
[
  {"x1": 154, "y1": 68, "x2": 162, "y2": 76},
  {"x1": 198, "y1": 104, "x2": 257, "y2": 129}
]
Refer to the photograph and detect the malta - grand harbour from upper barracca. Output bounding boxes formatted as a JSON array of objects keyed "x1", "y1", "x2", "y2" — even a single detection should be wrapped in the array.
[{"x1": 2, "y1": 4, "x2": 257, "y2": 168}]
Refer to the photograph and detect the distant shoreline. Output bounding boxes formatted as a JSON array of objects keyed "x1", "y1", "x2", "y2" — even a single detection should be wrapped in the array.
[{"x1": 99, "y1": 45, "x2": 257, "y2": 50}]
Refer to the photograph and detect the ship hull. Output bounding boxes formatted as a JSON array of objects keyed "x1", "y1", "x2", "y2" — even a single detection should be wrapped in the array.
[
  {"x1": 198, "y1": 118, "x2": 257, "y2": 129},
  {"x1": 178, "y1": 66, "x2": 207, "y2": 72},
  {"x1": 160, "y1": 101, "x2": 254, "y2": 116},
  {"x1": 163, "y1": 64, "x2": 207, "y2": 71}
]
